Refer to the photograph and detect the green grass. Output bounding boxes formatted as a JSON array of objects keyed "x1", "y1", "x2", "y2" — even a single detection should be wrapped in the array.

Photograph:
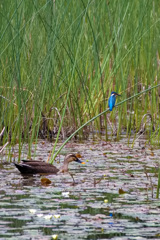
[{"x1": 0, "y1": 0, "x2": 160, "y2": 156}]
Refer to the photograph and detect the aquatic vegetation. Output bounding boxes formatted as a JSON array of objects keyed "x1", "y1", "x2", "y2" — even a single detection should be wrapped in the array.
[{"x1": 1, "y1": 139, "x2": 160, "y2": 238}]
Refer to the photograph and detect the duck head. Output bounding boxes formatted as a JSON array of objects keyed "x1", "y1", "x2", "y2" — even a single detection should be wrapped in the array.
[
  {"x1": 59, "y1": 154, "x2": 84, "y2": 173},
  {"x1": 64, "y1": 154, "x2": 83, "y2": 163}
]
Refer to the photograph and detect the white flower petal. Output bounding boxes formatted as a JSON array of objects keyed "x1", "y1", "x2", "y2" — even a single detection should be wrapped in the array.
[
  {"x1": 29, "y1": 209, "x2": 37, "y2": 214},
  {"x1": 62, "y1": 192, "x2": 69, "y2": 197},
  {"x1": 44, "y1": 214, "x2": 53, "y2": 220},
  {"x1": 52, "y1": 234, "x2": 58, "y2": 239},
  {"x1": 37, "y1": 214, "x2": 43, "y2": 218}
]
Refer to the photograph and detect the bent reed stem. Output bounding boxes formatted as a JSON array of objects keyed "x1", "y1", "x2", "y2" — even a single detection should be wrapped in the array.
[{"x1": 50, "y1": 83, "x2": 160, "y2": 163}]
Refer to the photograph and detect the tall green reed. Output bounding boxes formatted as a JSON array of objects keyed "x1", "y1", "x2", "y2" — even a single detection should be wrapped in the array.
[
  {"x1": 0, "y1": 0, "x2": 160, "y2": 158},
  {"x1": 50, "y1": 83, "x2": 160, "y2": 162}
]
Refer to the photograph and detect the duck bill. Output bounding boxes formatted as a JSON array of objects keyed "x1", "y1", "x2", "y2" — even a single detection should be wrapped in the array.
[{"x1": 75, "y1": 158, "x2": 85, "y2": 164}]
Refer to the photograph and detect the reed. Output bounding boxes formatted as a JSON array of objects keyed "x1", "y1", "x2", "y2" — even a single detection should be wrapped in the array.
[
  {"x1": 157, "y1": 168, "x2": 160, "y2": 198},
  {"x1": 0, "y1": 0, "x2": 160, "y2": 156},
  {"x1": 50, "y1": 83, "x2": 160, "y2": 162}
]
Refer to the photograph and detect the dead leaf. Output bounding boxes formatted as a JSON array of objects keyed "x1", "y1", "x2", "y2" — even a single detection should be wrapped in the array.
[
  {"x1": 41, "y1": 177, "x2": 51, "y2": 185},
  {"x1": 119, "y1": 188, "x2": 126, "y2": 194},
  {"x1": 76, "y1": 153, "x2": 82, "y2": 158}
]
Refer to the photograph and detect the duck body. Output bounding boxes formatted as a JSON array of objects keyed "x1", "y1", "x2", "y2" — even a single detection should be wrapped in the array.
[
  {"x1": 14, "y1": 160, "x2": 59, "y2": 174},
  {"x1": 14, "y1": 154, "x2": 83, "y2": 175}
]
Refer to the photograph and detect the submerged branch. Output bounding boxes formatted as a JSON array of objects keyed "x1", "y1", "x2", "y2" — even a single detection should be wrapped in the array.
[
  {"x1": 0, "y1": 127, "x2": 5, "y2": 137},
  {"x1": 137, "y1": 113, "x2": 155, "y2": 134},
  {"x1": 0, "y1": 142, "x2": 9, "y2": 153},
  {"x1": 0, "y1": 127, "x2": 8, "y2": 153}
]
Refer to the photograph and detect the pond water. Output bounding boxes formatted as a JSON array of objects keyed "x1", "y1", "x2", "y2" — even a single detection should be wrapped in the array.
[{"x1": 0, "y1": 137, "x2": 160, "y2": 239}]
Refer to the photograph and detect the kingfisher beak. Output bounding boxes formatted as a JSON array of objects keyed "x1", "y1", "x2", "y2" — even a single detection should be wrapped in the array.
[{"x1": 114, "y1": 92, "x2": 121, "y2": 96}]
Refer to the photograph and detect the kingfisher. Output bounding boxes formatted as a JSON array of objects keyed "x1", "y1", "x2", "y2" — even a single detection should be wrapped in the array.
[{"x1": 108, "y1": 91, "x2": 121, "y2": 111}]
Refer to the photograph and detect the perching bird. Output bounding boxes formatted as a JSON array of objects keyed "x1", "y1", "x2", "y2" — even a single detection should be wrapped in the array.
[
  {"x1": 14, "y1": 154, "x2": 84, "y2": 174},
  {"x1": 108, "y1": 91, "x2": 121, "y2": 111}
]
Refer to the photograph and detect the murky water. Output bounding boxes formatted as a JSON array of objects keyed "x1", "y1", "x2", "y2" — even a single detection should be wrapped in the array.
[{"x1": 0, "y1": 138, "x2": 160, "y2": 239}]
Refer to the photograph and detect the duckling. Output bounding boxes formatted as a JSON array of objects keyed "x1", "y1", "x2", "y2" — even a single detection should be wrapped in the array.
[{"x1": 14, "y1": 154, "x2": 84, "y2": 174}]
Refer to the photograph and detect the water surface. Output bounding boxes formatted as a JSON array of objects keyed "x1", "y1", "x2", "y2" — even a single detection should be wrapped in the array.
[{"x1": 0, "y1": 138, "x2": 160, "y2": 239}]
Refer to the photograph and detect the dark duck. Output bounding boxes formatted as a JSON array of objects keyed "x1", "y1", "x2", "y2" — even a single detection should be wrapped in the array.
[{"x1": 14, "y1": 154, "x2": 84, "y2": 174}]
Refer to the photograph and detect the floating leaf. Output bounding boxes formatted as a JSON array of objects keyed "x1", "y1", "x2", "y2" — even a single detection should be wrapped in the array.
[
  {"x1": 103, "y1": 152, "x2": 107, "y2": 155},
  {"x1": 41, "y1": 177, "x2": 51, "y2": 185},
  {"x1": 119, "y1": 188, "x2": 126, "y2": 194},
  {"x1": 135, "y1": 216, "x2": 141, "y2": 221}
]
